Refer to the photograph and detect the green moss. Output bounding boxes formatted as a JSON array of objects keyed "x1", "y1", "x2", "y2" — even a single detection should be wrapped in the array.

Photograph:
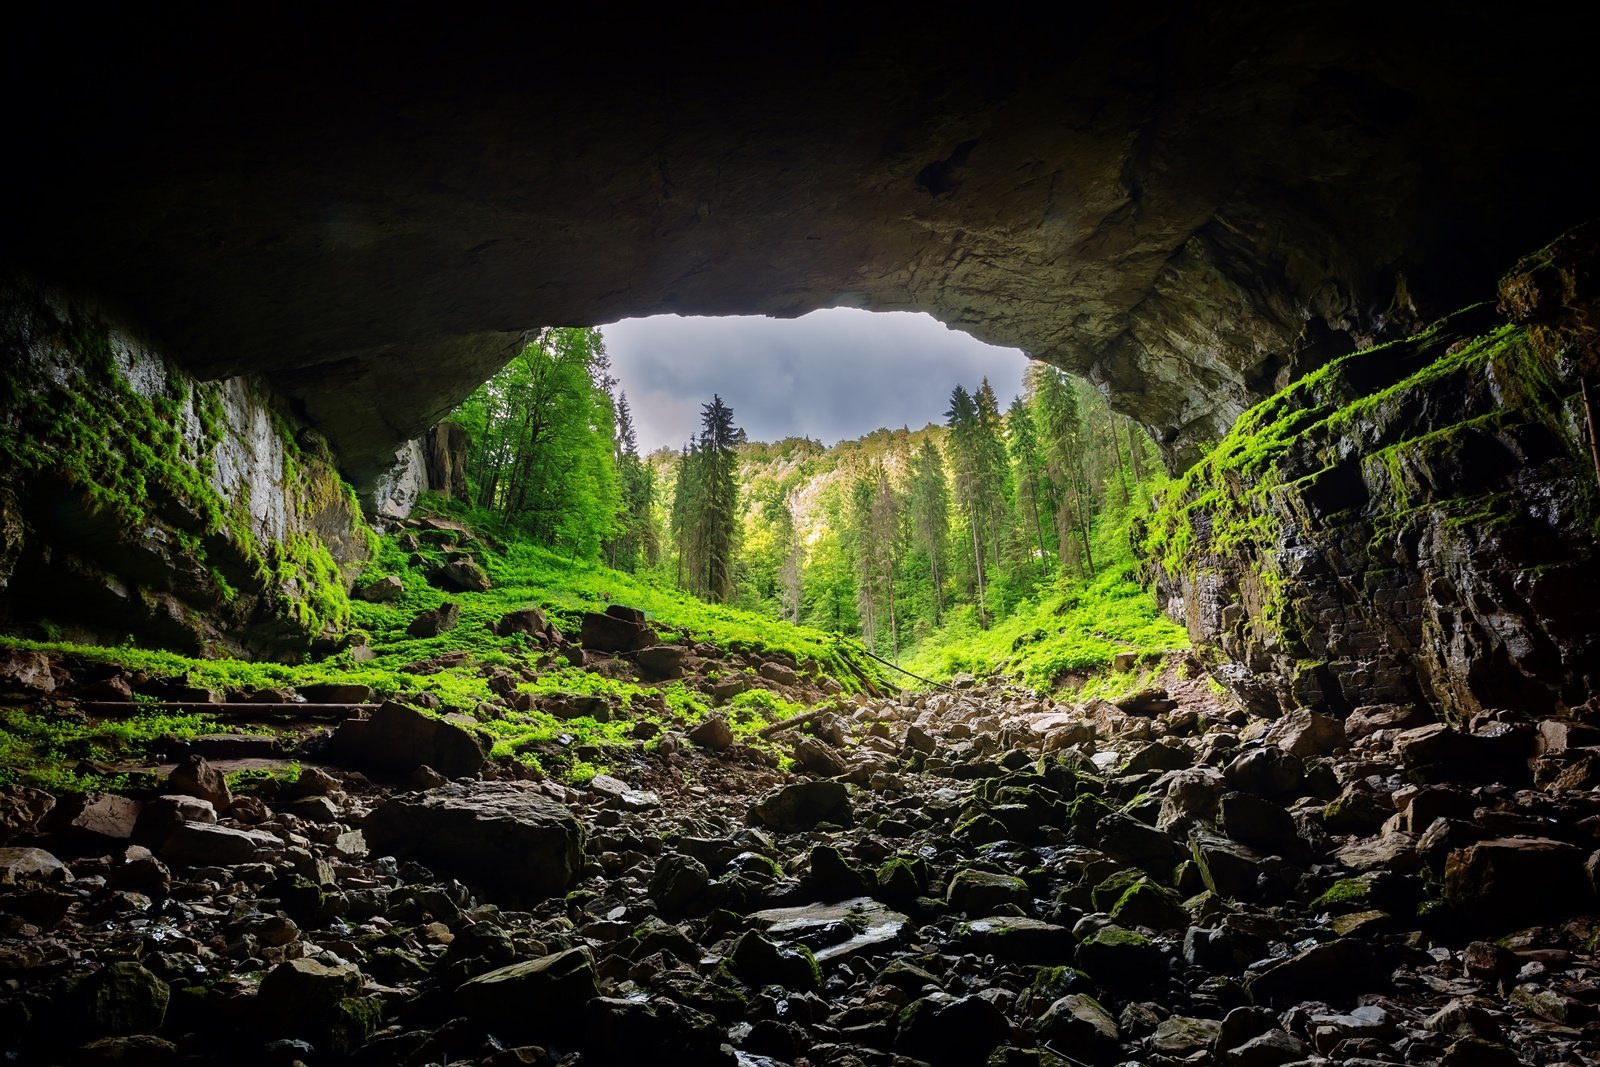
[
  {"x1": 1142, "y1": 311, "x2": 1594, "y2": 654},
  {"x1": 2, "y1": 290, "x2": 364, "y2": 649},
  {"x1": 1312, "y1": 877, "x2": 1371, "y2": 910}
]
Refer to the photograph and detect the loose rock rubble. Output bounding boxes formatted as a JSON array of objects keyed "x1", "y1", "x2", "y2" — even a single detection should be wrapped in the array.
[{"x1": 3, "y1": 658, "x2": 1599, "y2": 1066}]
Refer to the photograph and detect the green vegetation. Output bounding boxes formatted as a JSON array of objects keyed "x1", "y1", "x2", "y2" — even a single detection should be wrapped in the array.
[
  {"x1": 1141, "y1": 309, "x2": 1592, "y2": 656},
  {"x1": 1, "y1": 490, "x2": 891, "y2": 788},
  {"x1": 0, "y1": 705, "x2": 215, "y2": 793},
  {"x1": 454, "y1": 327, "x2": 622, "y2": 559},
  {"x1": 0, "y1": 286, "x2": 360, "y2": 648}
]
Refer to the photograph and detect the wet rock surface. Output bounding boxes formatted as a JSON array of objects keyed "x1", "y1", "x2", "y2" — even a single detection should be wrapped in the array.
[
  {"x1": 1149, "y1": 238, "x2": 1600, "y2": 723},
  {"x1": 3, "y1": 661, "x2": 1600, "y2": 1066}
]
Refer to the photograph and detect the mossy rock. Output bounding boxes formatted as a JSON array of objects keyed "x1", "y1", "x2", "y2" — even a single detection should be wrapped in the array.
[
  {"x1": 73, "y1": 962, "x2": 170, "y2": 1037},
  {"x1": 722, "y1": 931, "x2": 821, "y2": 991},
  {"x1": 1074, "y1": 925, "x2": 1162, "y2": 992},
  {"x1": 1109, "y1": 880, "x2": 1188, "y2": 931}
]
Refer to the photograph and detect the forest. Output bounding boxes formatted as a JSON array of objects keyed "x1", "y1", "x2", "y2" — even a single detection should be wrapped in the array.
[{"x1": 449, "y1": 325, "x2": 1185, "y2": 690}]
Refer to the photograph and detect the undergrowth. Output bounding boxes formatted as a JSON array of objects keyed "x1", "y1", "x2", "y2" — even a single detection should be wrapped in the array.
[{"x1": 901, "y1": 489, "x2": 1189, "y2": 696}]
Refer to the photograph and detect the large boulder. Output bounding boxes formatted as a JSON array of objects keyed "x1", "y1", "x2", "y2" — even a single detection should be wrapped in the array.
[
  {"x1": 493, "y1": 605, "x2": 562, "y2": 643},
  {"x1": 579, "y1": 604, "x2": 655, "y2": 652},
  {"x1": 73, "y1": 962, "x2": 169, "y2": 1037},
  {"x1": 165, "y1": 754, "x2": 232, "y2": 810},
  {"x1": 456, "y1": 947, "x2": 598, "y2": 1038},
  {"x1": 365, "y1": 782, "x2": 585, "y2": 904},
  {"x1": 0, "y1": 783, "x2": 56, "y2": 843},
  {"x1": 748, "y1": 781, "x2": 853, "y2": 833},
  {"x1": 0, "y1": 846, "x2": 72, "y2": 886},
  {"x1": 46, "y1": 793, "x2": 142, "y2": 848},
  {"x1": 326, "y1": 700, "x2": 484, "y2": 778},
  {"x1": 159, "y1": 822, "x2": 281, "y2": 867},
  {"x1": 1444, "y1": 837, "x2": 1593, "y2": 929},
  {"x1": 433, "y1": 557, "x2": 491, "y2": 593},
  {"x1": 406, "y1": 601, "x2": 461, "y2": 637}
]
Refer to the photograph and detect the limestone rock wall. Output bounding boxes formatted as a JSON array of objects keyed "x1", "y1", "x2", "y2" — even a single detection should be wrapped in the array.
[
  {"x1": 0, "y1": 282, "x2": 371, "y2": 656},
  {"x1": 1142, "y1": 230, "x2": 1600, "y2": 720}
]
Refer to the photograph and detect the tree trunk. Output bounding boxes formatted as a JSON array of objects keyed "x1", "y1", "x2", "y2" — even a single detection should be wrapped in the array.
[{"x1": 970, "y1": 503, "x2": 988, "y2": 628}]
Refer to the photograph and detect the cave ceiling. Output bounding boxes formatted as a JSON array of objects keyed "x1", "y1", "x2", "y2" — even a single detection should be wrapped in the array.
[{"x1": 4, "y1": 7, "x2": 1597, "y2": 481}]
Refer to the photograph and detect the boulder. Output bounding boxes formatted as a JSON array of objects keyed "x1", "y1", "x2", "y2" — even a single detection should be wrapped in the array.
[
  {"x1": 650, "y1": 853, "x2": 712, "y2": 917},
  {"x1": 1223, "y1": 747, "x2": 1305, "y2": 798},
  {"x1": 1156, "y1": 767, "x2": 1226, "y2": 833},
  {"x1": 1264, "y1": 708, "x2": 1346, "y2": 758},
  {"x1": 0, "y1": 648, "x2": 56, "y2": 696},
  {"x1": 406, "y1": 601, "x2": 460, "y2": 637},
  {"x1": 1115, "y1": 687, "x2": 1178, "y2": 716},
  {"x1": 493, "y1": 605, "x2": 561, "y2": 643},
  {"x1": 945, "y1": 868, "x2": 1030, "y2": 913},
  {"x1": 0, "y1": 846, "x2": 73, "y2": 885},
  {"x1": 583, "y1": 996, "x2": 734, "y2": 1065},
  {"x1": 134, "y1": 794, "x2": 217, "y2": 851},
  {"x1": 434, "y1": 557, "x2": 491, "y2": 592},
  {"x1": 73, "y1": 962, "x2": 169, "y2": 1037},
  {"x1": 354, "y1": 575, "x2": 404, "y2": 602},
  {"x1": 326, "y1": 700, "x2": 485, "y2": 778},
  {"x1": 748, "y1": 781, "x2": 852, "y2": 832},
  {"x1": 1218, "y1": 791, "x2": 1301, "y2": 856},
  {"x1": 160, "y1": 822, "x2": 281, "y2": 867},
  {"x1": 896, "y1": 992, "x2": 1009, "y2": 1066},
  {"x1": 957, "y1": 916, "x2": 1076, "y2": 964},
  {"x1": 1344, "y1": 703, "x2": 1430, "y2": 739},
  {"x1": 456, "y1": 947, "x2": 598, "y2": 1038},
  {"x1": 365, "y1": 782, "x2": 585, "y2": 904},
  {"x1": 688, "y1": 713, "x2": 735, "y2": 751},
  {"x1": 1149, "y1": 1016, "x2": 1223, "y2": 1057},
  {"x1": 256, "y1": 958, "x2": 366, "y2": 1044},
  {"x1": 1190, "y1": 829, "x2": 1269, "y2": 901},
  {"x1": 1444, "y1": 837, "x2": 1592, "y2": 928},
  {"x1": 635, "y1": 643, "x2": 690, "y2": 679},
  {"x1": 1108, "y1": 879, "x2": 1189, "y2": 931},
  {"x1": 758, "y1": 660, "x2": 800, "y2": 687},
  {"x1": 1244, "y1": 939, "x2": 1401, "y2": 1008},
  {"x1": 1075, "y1": 924, "x2": 1163, "y2": 992},
  {"x1": 579, "y1": 604, "x2": 655, "y2": 652},
  {"x1": 0, "y1": 783, "x2": 56, "y2": 843},
  {"x1": 792, "y1": 735, "x2": 847, "y2": 777},
  {"x1": 46, "y1": 793, "x2": 142, "y2": 847},
  {"x1": 165, "y1": 754, "x2": 232, "y2": 810},
  {"x1": 724, "y1": 930, "x2": 821, "y2": 990},
  {"x1": 1037, "y1": 994, "x2": 1120, "y2": 1064}
]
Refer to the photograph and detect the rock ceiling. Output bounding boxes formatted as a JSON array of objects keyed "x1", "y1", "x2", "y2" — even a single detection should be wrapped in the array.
[{"x1": 4, "y1": 7, "x2": 1596, "y2": 481}]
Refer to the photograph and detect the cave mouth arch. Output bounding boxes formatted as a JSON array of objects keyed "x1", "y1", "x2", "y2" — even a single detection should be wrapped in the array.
[{"x1": 4, "y1": 8, "x2": 1597, "y2": 488}]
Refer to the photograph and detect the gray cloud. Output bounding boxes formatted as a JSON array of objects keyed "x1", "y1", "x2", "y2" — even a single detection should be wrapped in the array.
[{"x1": 600, "y1": 309, "x2": 1028, "y2": 452}]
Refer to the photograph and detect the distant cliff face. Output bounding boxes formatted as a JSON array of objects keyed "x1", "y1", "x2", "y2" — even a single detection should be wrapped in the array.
[
  {"x1": 0, "y1": 283, "x2": 371, "y2": 657},
  {"x1": 1142, "y1": 228, "x2": 1600, "y2": 720}
]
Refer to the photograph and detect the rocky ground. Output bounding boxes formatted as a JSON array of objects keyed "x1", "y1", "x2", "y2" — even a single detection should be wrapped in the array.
[{"x1": 4, "y1": 654, "x2": 1600, "y2": 1066}]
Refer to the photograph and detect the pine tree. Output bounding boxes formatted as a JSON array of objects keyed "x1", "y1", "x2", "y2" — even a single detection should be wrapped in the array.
[
  {"x1": 906, "y1": 436, "x2": 951, "y2": 626},
  {"x1": 945, "y1": 385, "x2": 990, "y2": 627},
  {"x1": 605, "y1": 391, "x2": 657, "y2": 570},
  {"x1": 1033, "y1": 363, "x2": 1096, "y2": 576},
  {"x1": 672, "y1": 395, "x2": 744, "y2": 602},
  {"x1": 1006, "y1": 393, "x2": 1049, "y2": 573}
]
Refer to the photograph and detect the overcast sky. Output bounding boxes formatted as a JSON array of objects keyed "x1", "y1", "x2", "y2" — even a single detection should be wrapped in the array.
[{"x1": 599, "y1": 309, "x2": 1029, "y2": 452}]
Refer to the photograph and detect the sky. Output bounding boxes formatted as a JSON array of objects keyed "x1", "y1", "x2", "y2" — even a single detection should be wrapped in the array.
[{"x1": 599, "y1": 308, "x2": 1029, "y2": 453}]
